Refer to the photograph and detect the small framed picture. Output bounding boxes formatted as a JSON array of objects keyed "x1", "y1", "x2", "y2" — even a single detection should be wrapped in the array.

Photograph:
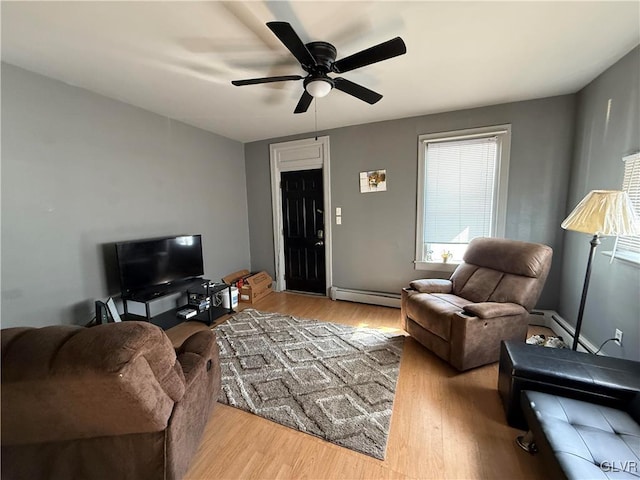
[{"x1": 359, "y1": 169, "x2": 387, "y2": 193}]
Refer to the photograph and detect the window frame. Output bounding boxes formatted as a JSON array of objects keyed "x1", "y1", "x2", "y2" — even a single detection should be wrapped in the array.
[
  {"x1": 603, "y1": 151, "x2": 640, "y2": 266},
  {"x1": 415, "y1": 124, "x2": 512, "y2": 271}
]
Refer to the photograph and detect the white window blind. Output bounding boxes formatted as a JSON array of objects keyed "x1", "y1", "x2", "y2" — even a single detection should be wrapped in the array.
[
  {"x1": 618, "y1": 153, "x2": 640, "y2": 254},
  {"x1": 415, "y1": 125, "x2": 511, "y2": 269},
  {"x1": 424, "y1": 137, "x2": 497, "y2": 244}
]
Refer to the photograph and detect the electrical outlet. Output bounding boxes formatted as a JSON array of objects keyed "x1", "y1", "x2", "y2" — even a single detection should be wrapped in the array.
[{"x1": 615, "y1": 329, "x2": 623, "y2": 345}]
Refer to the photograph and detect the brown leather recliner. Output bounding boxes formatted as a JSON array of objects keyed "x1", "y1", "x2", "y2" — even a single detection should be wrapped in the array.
[
  {"x1": 402, "y1": 237, "x2": 552, "y2": 371},
  {"x1": 1, "y1": 321, "x2": 221, "y2": 480}
]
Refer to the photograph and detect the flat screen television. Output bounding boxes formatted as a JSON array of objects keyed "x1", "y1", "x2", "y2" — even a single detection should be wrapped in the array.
[{"x1": 115, "y1": 234, "x2": 204, "y2": 295}]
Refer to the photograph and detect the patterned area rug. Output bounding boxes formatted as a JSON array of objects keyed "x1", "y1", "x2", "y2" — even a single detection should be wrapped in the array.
[{"x1": 214, "y1": 309, "x2": 405, "y2": 459}]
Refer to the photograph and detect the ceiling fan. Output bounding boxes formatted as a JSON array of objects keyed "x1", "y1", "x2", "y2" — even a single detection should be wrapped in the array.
[{"x1": 231, "y1": 21, "x2": 407, "y2": 114}]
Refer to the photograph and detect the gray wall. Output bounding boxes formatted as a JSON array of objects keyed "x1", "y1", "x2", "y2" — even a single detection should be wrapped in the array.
[
  {"x1": 559, "y1": 46, "x2": 640, "y2": 360},
  {"x1": 1, "y1": 63, "x2": 251, "y2": 328},
  {"x1": 245, "y1": 95, "x2": 576, "y2": 309}
]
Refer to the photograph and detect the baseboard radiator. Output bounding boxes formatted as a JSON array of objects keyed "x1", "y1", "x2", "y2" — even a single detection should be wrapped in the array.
[
  {"x1": 329, "y1": 287, "x2": 401, "y2": 309},
  {"x1": 530, "y1": 310, "x2": 599, "y2": 354}
]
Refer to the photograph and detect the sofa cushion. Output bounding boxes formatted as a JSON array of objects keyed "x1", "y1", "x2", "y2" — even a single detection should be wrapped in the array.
[
  {"x1": 65, "y1": 323, "x2": 184, "y2": 399},
  {"x1": 452, "y1": 264, "x2": 504, "y2": 303},
  {"x1": 405, "y1": 291, "x2": 471, "y2": 341},
  {"x1": 463, "y1": 237, "x2": 552, "y2": 278},
  {"x1": 489, "y1": 273, "x2": 546, "y2": 310},
  {"x1": 452, "y1": 260, "x2": 551, "y2": 311}
]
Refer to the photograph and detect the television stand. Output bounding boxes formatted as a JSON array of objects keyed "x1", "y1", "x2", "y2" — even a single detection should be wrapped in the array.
[{"x1": 122, "y1": 278, "x2": 234, "y2": 330}]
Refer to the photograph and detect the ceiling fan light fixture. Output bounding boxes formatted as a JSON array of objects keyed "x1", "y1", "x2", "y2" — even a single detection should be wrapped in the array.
[{"x1": 305, "y1": 78, "x2": 333, "y2": 98}]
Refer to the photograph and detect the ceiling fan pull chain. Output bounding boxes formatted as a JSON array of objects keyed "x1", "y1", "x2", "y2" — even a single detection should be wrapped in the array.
[{"x1": 314, "y1": 99, "x2": 318, "y2": 141}]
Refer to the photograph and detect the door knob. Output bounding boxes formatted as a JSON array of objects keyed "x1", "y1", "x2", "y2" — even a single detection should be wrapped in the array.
[{"x1": 314, "y1": 240, "x2": 324, "y2": 246}]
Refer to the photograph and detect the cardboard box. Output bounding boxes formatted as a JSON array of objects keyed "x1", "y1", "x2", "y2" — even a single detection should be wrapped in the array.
[
  {"x1": 240, "y1": 271, "x2": 274, "y2": 304},
  {"x1": 222, "y1": 269, "x2": 252, "y2": 286},
  {"x1": 222, "y1": 270, "x2": 273, "y2": 304}
]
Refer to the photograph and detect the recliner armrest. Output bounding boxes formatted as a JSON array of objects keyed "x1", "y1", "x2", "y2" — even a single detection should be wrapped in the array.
[
  {"x1": 176, "y1": 330, "x2": 217, "y2": 387},
  {"x1": 177, "y1": 330, "x2": 215, "y2": 358},
  {"x1": 409, "y1": 279, "x2": 453, "y2": 294},
  {"x1": 463, "y1": 302, "x2": 527, "y2": 319}
]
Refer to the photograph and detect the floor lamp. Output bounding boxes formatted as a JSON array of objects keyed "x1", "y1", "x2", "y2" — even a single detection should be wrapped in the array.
[{"x1": 561, "y1": 190, "x2": 639, "y2": 351}]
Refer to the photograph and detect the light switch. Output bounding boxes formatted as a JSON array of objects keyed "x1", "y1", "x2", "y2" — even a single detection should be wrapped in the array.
[
  {"x1": 336, "y1": 207, "x2": 342, "y2": 216},
  {"x1": 336, "y1": 216, "x2": 342, "y2": 225}
]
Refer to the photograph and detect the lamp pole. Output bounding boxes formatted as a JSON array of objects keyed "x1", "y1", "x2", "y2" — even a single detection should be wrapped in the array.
[{"x1": 572, "y1": 234, "x2": 601, "y2": 350}]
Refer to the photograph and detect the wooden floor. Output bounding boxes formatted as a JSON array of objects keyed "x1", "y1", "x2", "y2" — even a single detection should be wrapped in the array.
[{"x1": 167, "y1": 292, "x2": 551, "y2": 480}]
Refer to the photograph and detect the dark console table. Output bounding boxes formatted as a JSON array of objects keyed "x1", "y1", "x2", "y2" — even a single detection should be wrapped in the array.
[
  {"x1": 498, "y1": 340, "x2": 640, "y2": 429},
  {"x1": 122, "y1": 278, "x2": 234, "y2": 330}
]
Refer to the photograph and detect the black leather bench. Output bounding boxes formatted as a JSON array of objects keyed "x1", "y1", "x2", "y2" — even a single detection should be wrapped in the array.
[
  {"x1": 498, "y1": 340, "x2": 640, "y2": 429},
  {"x1": 520, "y1": 390, "x2": 640, "y2": 480}
]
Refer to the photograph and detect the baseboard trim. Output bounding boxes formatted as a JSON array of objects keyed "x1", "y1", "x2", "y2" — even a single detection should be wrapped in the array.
[
  {"x1": 329, "y1": 287, "x2": 401, "y2": 309},
  {"x1": 530, "y1": 309, "x2": 600, "y2": 354}
]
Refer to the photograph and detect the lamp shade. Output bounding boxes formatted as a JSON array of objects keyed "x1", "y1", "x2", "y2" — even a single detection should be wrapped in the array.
[
  {"x1": 305, "y1": 79, "x2": 332, "y2": 98},
  {"x1": 561, "y1": 190, "x2": 640, "y2": 236}
]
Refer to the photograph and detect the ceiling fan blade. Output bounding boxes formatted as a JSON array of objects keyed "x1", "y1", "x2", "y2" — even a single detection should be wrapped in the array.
[
  {"x1": 267, "y1": 21, "x2": 316, "y2": 67},
  {"x1": 232, "y1": 75, "x2": 303, "y2": 86},
  {"x1": 332, "y1": 37, "x2": 406, "y2": 74},
  {"x1": 294, "y1": 91, "x2": 313, "y2": 114},
  {"x1": 333, "y1": 77, "x2": 382, "y2": 104}
]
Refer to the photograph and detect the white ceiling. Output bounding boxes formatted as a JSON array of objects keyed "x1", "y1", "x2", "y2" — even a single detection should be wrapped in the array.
[{"x1": 2, "y1": 1, "x2": 639, "y2": 143}]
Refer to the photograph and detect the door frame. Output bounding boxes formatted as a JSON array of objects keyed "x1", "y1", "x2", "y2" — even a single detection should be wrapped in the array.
[{"x1": 269, "y1": 136, "x2": 332, "y2": 294}]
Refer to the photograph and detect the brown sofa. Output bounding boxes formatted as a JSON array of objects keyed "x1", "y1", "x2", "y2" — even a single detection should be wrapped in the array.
[
  {"x1": 1, "y1": 321, "x2": 221, "y2": 480},
  {"x1": 402, "y1": 237, "x2": 552, "y2": 371}
]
